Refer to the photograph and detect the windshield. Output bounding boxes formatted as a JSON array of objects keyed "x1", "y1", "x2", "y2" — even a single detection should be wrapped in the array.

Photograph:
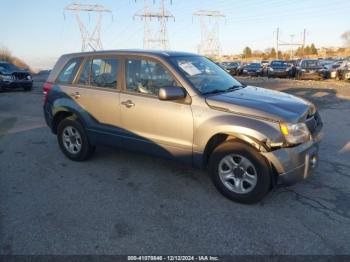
[
  {"x1": 302, "y1": 60, "x2": 321, "y2": 68},
  {"x1": 170, "y1": 56, "x2": 244, "y2": 95},
  {"x1": 228, "y1": 62, "x2": 239, "y2": 67},
  {"x1": 247, "y1": 63, "x2": 261, "y2": 68},
  {"x1": 271, "y1": 61, "x2": 288, "y2": 67}
]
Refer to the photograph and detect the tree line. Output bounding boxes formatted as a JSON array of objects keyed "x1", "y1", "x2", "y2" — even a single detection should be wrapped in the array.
[{"x1": 242, "y1": 43, "x2": 318, "y2": 60}]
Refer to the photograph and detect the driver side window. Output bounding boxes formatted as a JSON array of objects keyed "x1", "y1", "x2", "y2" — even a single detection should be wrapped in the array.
[{"x1": 125, "y1": 59, "x2": 177, "y2": 96}]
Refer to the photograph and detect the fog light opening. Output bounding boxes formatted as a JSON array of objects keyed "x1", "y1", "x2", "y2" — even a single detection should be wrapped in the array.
[{"x1": 310, "y1": 155, "x2": 317, "y2": 169}]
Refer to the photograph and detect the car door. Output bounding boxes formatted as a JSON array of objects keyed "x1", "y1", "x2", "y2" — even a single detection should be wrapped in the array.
[
  {"x1": 70, "y1": 56, "x2": 123, "y2": 146},
  {"x1": 119, "y1": 57, "x2": 194, "y2": 163}
]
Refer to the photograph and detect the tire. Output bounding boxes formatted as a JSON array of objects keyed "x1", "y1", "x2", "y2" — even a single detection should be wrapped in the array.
[
  {"x1": 208, "y1": 140, "x2": 271, "y2": 204},
  {"x1": 336, "y1": 74, "x2": 341, "y2": 81},
  {"x1": 57, "y1": 117, "x2": 95, "y2": 161}
]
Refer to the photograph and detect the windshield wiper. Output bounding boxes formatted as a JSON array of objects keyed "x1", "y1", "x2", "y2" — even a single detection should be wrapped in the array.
[
  {"x1": 226, "y1": 85, "x2": 245, "y2": 91},
  {"x1": 203, "y1": 85, "x2": 245, "y2": 95},
  {"x1": 202, "y1": 89, "x2": 227, "y2": 95}
]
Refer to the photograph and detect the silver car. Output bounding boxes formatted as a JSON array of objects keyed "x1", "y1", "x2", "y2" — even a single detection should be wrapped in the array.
[{"x1": 44, "y1": 50, "x2": 323, "y2": 204}]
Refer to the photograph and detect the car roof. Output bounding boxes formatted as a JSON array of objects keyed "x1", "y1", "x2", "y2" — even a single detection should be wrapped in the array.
[
  {"x1": 301, "y1": 59, "x2": 319, "y2": 62},
  {"x1": 62, "y1": 49, "x2": 199, "y2": 59}
]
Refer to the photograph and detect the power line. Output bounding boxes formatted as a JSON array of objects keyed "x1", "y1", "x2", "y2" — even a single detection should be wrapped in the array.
[
  {"x1": 193, "y1": 10, "x2": 226, "y2": 57},
  {"x1": 275, "y1": 28, "x2": 307, "y2": 59},
  {"x1": 64, "y1": 3, "x2": 112, "y2": 52},
  {"x1": 134, "y1": 0, "x2": 175, "y2": 50}
]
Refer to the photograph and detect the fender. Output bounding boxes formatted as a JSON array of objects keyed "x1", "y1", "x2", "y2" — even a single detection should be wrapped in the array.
[{"x1": 192, "y1": 112, "x2": 284, "y2": 168}]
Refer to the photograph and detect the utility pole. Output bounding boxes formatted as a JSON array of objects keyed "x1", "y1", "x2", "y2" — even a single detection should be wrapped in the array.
[
  {"x1": 276, "y1": 28, "x2": 279, "y2": 59},
  {"x1": 134, "y1": 0, "x2": 175, "y2": 50},
  {"x1": 193, "y1": 10, "x2": 225, "y2": 58},
  {"x1": 64, "y1": 3, "x2": 112, "y2": 52},
  {"x1": 274, "y1": 28, "x2": 306, "y2": 59},
  {"x1": 302, "y1": 28, "x2": 307, "y2": 57}
]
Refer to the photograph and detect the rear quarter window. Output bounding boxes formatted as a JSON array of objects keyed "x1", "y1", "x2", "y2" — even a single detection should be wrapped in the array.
[{"x1": 56, "y1": 58, "x2": 82, "y2": 84}]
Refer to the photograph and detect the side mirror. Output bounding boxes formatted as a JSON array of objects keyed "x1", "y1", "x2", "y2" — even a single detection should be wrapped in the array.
[{"x1": 159, "y1": 86, "x2": 186, "y2": 101}]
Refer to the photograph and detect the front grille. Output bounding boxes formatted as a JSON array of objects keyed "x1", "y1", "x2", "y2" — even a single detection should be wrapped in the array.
[
  {"x1": 12, "y1": 72, "x2": 29, "y2": 80},
  {"x1": 305, "y1": 111, "x2": 322, "y2": 135}
]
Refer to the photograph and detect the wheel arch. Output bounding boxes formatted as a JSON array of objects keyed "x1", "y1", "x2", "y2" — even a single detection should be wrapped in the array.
[
  {"x1": 201, "y1": 132, "x2": 269, "y2": 169},
  {"x1": 52, "y1": 109, "x2": 82, "y2": 134},
  {"x1": 202, "y1": 132, "x2": 279, "y2": 189}
]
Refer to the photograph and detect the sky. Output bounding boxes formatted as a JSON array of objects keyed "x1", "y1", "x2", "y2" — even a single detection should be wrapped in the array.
[{"x1": 0, "y1": 0, "x2": 349, "y2": 69}]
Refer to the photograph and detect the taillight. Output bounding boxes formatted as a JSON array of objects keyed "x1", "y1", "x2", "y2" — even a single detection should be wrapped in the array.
[{"x1": 43, "y1": 82, "x2": 53, "y2": 104}]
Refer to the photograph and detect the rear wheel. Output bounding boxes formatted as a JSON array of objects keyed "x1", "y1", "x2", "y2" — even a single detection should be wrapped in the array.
[
  {"x1": 208, "y1": 141, "x2": 271, "y2": 204},
  {"x1": 57, "y1": 117, "x2": 95, "y2": 161}
]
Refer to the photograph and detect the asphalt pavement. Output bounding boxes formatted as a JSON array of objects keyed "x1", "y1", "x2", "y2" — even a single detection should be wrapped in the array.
[{"x1": 1, "y1": 78, "x2": 350, "y2": 255}]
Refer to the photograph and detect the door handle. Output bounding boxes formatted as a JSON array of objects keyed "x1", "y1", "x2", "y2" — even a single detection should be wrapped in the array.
[
  {"x1": 70, "y1": 92, "x2": 81, "y2": 99},
  {"x1": 121, "y1": 100, "x2": 135, "y2": 108}
]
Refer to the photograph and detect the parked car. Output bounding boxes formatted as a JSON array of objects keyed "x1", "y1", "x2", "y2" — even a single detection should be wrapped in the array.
[
  {"x1": 267, "y1": 60, "x2": 292, "y2": 78},
  {"x1": 261, "y1": 60, "x2": 269, "y2": 67},
  {"x1": 44, "y1": 50, "x2": 323, "y2": 204},
  {"x1": 295, "y1": 59, "x2": 326, "y2": 80},
  {"x1": 224, "y1": 62, "x2": 241, "y2": 76},
  {"x1": 0, "y1": 61, "x2": 33, "y2": 91},
  {"x1": 324, "y1": 61, "x2": 342, "y2": 79},
  {"x1": 286, "y1": 60, "x2": 298, "y2": 78},
  {"x1": 335, "y1": 60, "x2": 350, "y2": 81},
  {"x1": 239, "y1": 63, "x2": 263, "y2": 76}
]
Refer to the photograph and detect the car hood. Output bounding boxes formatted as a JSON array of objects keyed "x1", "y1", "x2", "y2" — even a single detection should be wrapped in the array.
[
  {"x1": 0, "y1": 68, "x2": 29, "y2": 75},
  {"x1": 205, "y1": 86, "x2": 313, "y2": 123},
  {"x1": 303, "y1": 67, "x2": 323, "y2": 70},
  {"x1": 271, "y1": 66, "x2": 288, "y2": 70}
]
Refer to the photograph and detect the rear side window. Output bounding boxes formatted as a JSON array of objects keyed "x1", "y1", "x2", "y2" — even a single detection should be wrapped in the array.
[
  {"x1": 57, "y1": 58, "x2": 82, "y2": 84},
  {"x1": 91, "y1": 58, "x2": 119, "y2": 89}
]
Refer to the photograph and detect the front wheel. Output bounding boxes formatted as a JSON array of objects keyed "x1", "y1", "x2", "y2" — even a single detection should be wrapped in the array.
[
  {"x1": 208, "y1": 141, "x2": 271, "y2": 204},
  {"x1": 57, "y1": 117, "x2": 95, "y2": 161}
]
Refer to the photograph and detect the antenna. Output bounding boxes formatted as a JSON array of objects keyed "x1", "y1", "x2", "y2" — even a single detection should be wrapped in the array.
[
  {"x1": 64, "y1": 3, "x2": 112, "y2": 52},
  {"x1": 193, "y1": 10, "x2": 225, "y2": 57}
]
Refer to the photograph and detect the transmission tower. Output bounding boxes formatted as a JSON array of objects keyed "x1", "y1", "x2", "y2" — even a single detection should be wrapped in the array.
[
  {"x1": 274, "y1": 28, "x2": 307, "y2": 59},
  {"x1": 193, "y1": 10, "x2": 225, "y2": 57},
  {"x1": 134, "y1": 0, "x2": 175, "y2": 50},
  {"x1": 64, "y1": 3, "x2": 112, "y2": 52}
]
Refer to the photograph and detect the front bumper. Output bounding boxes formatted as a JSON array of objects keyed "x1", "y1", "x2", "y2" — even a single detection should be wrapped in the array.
[
  {"x1": 243, "y1": 71, "x2": 260, "y2": 76},
  {"x1": 299, "y1": 71, "x2": 324, "y2": 80},
  {"x1": 0, "y1": 79, "x2": 33, "y2": 88},
  {"x1": 262, "y1": 132, "x2": 322, "y2": 186},
  {"x1": 269, "y1": 71, "x2": 289, "y2": 77}
]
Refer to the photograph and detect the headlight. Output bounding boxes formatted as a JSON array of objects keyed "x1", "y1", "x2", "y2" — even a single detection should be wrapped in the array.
[
  {"x1": 301, "y1": 69, "x2": 306, "y2": 72},
  {"x1": 243, "y1": 69, "x2": 248, "y2": 73},
  {"x1": 0, "y1": 75, "x2": 13, "y2": 81},
  {"x1": 280, "y1": 122, "x2": 310, "y2": 145},
  {"x1": 269, "y1": 68, "x2": 274, "y2": 71},
  {"x1": 27, "y1": 75, "x2": 32, "y2": 80}
]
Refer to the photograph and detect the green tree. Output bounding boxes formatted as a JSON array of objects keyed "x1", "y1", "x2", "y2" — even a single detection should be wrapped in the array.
[
  {"x1": 295, "y1": 47, "x2": 303, "y2": 57},
  {"x1": 243, "y1": 46, "x2": 252, "y2": 58},
  {"x1": 310, "y1": 43, "x2": 318, "y2": 55},
  {"x1": 304, "y1": 45, "x2": 311, "y2": 55},
  {"x1": 269, "y1": 48, "x2": 277, "y2": 59}
]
